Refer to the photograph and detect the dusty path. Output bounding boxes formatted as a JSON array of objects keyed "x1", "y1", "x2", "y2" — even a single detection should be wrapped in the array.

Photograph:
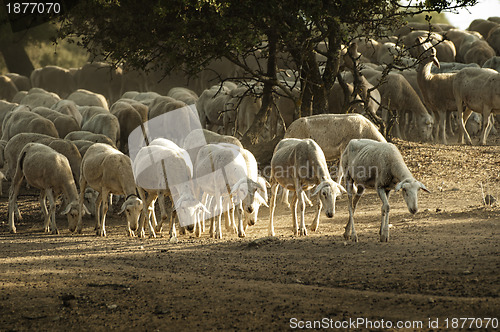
[{"x1": 0, "y1": 139, "x2": 499, "y2": 331}]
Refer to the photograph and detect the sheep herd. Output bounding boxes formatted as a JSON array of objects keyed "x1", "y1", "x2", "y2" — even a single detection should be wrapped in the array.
[{"x1": 0, "y1": 17, "x2": 498, "y2": 242}]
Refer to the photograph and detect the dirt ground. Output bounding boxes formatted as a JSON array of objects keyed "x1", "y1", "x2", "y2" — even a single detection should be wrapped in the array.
[{"x1": 0, "y1": 137, "x2": 499, "y2": 331}]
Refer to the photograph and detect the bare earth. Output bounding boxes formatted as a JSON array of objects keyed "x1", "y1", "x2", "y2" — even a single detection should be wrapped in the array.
[{"x1": 0, "y1": 138, "x2": 499, "y2": 331}]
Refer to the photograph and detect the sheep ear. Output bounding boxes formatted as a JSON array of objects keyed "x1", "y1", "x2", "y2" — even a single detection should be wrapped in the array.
[
  {"x1": 61, "y1": 204, "x2": 73, "y2": 215},
  {"x1": 312, "y1": 182, "x2": 325, "y2": 196},
  {"x1": 230, "y1": 178, "x2": 246, "y2": 195},
  {"x1": 118, "y1": 202, "x2": 127, "y2": 215},
  {"x1": 82, "y1": 204, "x2": 91, "y2": 215},
  {"x1": 196, "y1": 202, "x2": 210, "y2": 214},
  {"x1": 433, "y1": 57, "x2": 440, "y2": 68},
  {"x1": 255, "y1": 192, "x2": 269, "y2": 208},
  {"x1": 395, "y1": 181, "x2": 403, "y2": 192},
  {"x1": 418, "y1": 182, "x2": 431, "y2": 194},
  {"x1": 338, "y1": 184, "x2": 347, "y2": 194}
]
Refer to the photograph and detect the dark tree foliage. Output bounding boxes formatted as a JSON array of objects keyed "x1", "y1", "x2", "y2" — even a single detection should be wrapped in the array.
[{"x1": 58, "y1": 0, "x2": 477, "y2": 149}]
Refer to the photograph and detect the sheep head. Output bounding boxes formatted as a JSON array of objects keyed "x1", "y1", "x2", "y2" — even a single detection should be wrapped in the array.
[
  {"x1": 230, "y1": 178, "x2": 267, "y2": 214},
  {"x1": 395, "y1": 178, "x2": 431, "y2": 214},
  {"x1": 312, "y1": 179, "x2": 346, "y2": 218},
  {"x1": 64, "y1": 200, "x2": 88, "y2": 232},
  {"x1": 118, "y1": 194, "x2": 143, "y2": 232},
  {"x1": 175, "y1": 194, "x2": 209, "y2": 228}
]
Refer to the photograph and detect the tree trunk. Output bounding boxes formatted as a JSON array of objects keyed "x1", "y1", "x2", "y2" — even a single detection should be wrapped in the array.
[
  {"x1": 240, "y1": 30, "x2": 281, "y2": 165},
  {"x1": 0, "y1": 42, "x2": 34, "y2": 77}
]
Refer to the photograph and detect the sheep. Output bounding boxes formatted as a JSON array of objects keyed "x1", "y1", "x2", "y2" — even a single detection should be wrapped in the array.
[
  {"x1": 80, "y1": 109, "x2": 120, "y2": 147},
  {"x1": 3, "y1": 133, "x2": 82, "y2": 183},
  {"x1": 8, "y1": 143, "x2": 86, "y2": 234},
  {"x1": 20, "y1": 89, "x2": 60, "y2": 108},
  {"x1": 32, "y1": 106, "x2": 80, "y2": 138},
  {"x1": 51, "y1": 100, "x2": 83, "y2": 126},
  {"x1": 5, "y1": 73, "x2": 31, "y2": 91},
  {"x1": 268, "y1": 138, "x2": 346, "y2": 236},
  {"x1": 487, "y1": 26, "x2": 500, "y2": 55},
  {"x1": 284, "y1": 114, "x2": 386, "y2": 161},
  {"x1": 452, "y1": 67, "x2": 500, "y2": 145},
  {"x1": 182, "y1": 129, "x2": 243, "y2": 168},
  {"x1": 64, "y1": 130, "x2": 116, "y2": 147},
  {"x1": 0, "y1": 100, "x2": 18, "y2": 136},
  {"x1": 468, "y1": 19, "x2": 499, "y2": 39},
  {"x1": 133, "y1": 138, "x2": 207, "y2": 239},
  {"x1": 67, "y1": 89, "x2": 109, "y2": 109},
  {"x1": 112, "y1": 98, "x2": 148, "y2": 122},
  {"x1": 361, "y1": 69, "x2": 434, "y2": 142},
  {"x1": 11, "y1": 91, "x2": 27, "y2": 104},
  {"x1": 70, "y1": 139, "x2": 97, "y2": 157},
  {"x1": 401, "y1": 30, "x2": 456, "y2": 62},
  {"x1": 483, "y1": 56, "x2": 500, "y2": 72},
  {"x1": 416, "y1": 38, "x2": 457, "y2": 144},
  {"x1": 76, "y1": 62, "x2": 123, "y2": 104},
  {"x1": 147, "y1": 99, "x2": 196, "y2": 145},
  {"x1": 196, "y1": 83, "x2": 236, "y2": 133},
  {"x1": 194, "y1": 143, "x2": 266, "y2": 239},
  {"x1": 1, "y1": 108, "x2": 59, "y2": 141},
  {"x1": 30, "y1": 66, "x2": 76, "y2": 98},
  {"x1": 0, "y1": 75, "x2": 19, "y2": 101},
  {"x1": 338, "y1": 139, "x2": 430, "y2": 242},
  {"x1": 110, "y1": 101, "x2": 143, "y2": 153},
  {"x1": 76, "y1": 143, "x2": 143, "y2": 236},
  {"x1": 167, "y1": 87, "x2": 198, "y2": 105}
]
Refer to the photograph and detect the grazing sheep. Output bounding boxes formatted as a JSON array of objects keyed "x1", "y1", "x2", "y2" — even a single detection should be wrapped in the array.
[
  {"x1": 453, "y1": 67, "x2": 500, "y2": 145},
  {"x1": 32, "y1": 106, "x2": 80, "y2": 138},
  {"x1": 5, "y1": 73, "x2": 31, "y2": 91},
  {"x1": 8, "y1": 143, "x2": 85, "y2": 234},
  {"x1": 1, "y1": 108, "x2": 59, "y2": 141},
  {"x1": 3, "y1": 133, "x2": 82, "y2": 183},
  {"x1": 167, "y1": 87, "x2": 198, "y2": 105},
  {"x1": 112, "y1": 98, "x2": 148, "y2": 122},
  {"x1": 268, "y1": 138, "x2": 346, "y2": 236},
  {"x1": 76, "y1": 143, "x2": 143, "y2": 236},
  {"x1": 70, "y1": 139, "x2": 96, "y2": 157},
  {"x1": 338, "y1": 139, "x2": 430, "y2": 242},
  {"x1": 0, "y1": 75, "x2": 19, "y2": 101},
  {"x1": 147, "y1": 98, "x2": 196, "y2": 145},
  {"x1": 64, "y1": 130, "x2": 116, "y2": 147},
  {"x1": 194, "y1": 143, "x2": 265, "y2": 239},
  {"x1": 133, "y1": 138, "x2": 207, "y2": 239},
  {"x1": 196, "y1": 83, "x2": 236, "y2": 133},
  {"x1": 0, "y1": 100, "x2": 18, "y2": 136},
  {"x1": 487, "y1": 26, "x2": 500, "y2": 56},
  {"x1": 416, "y1": 38, "x2": 456, "y2": 144},
  {"x1": 20, "y1": 89, "x2": 60, "y2": 108},
  {"x1": 110, "y1": 101, "x2": 143, "y2": 153},
  {"x1": 11, "y1": 91, "x2": 27, "y2": 104},
  {"x1": 51, "y1": 100, "x2": 83, "y2": 126},
  {"x1": 80, "y1": 110, "x2": 120, "y2": 147},
  {"x1": 76, "y1": 62, "x2": 123, "y2": 104},
  {"x1": 30, "y1": 66, "x2": 76, "y2": 98},
  {"x1": 483, "y1": 56, "x2": 500, "y2": 72},
  {"x1": 401, "y1": 30, "x2": 456, "y2": 62},
  {"x1": 183, "y1": 129, "x2": 243, "y2": 168},
  {"x1": 284, "y1": 114, "x2": 386, "y2": 161},
  {"x1": 67, "y1": 89, "x2": 109, "y2": 109}
]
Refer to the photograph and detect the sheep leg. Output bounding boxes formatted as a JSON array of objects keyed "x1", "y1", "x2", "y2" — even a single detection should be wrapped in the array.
[
  {"x1": 168, "y1": 210, "x2": 177, "y2": 240},
  {"x1": 8, "y1": 165, "x2": 26, "y2": 234},
  {"x1": 236, "y1": 202, "x2": 245, "y2": 238},
  {"x1": 94, "y1": 192, "x2": 103, "y2": 232},
  {"x1": 480, "y1": 108, "x2": 493, "y2": 145},
  {"x1": 291, "y1": 192, "x2": 299, "y2": 236},
  {"x1": 310, "y1": 195, "x2": 322, "y2": 232},
  {"x1": 215, "y1": 196, "x2": 223, "y2": 239},
  {"x1": 141, "y1": 191, "x2": 157, "y2": 238},
  {"x1": 456, "y1": 98, "x2": 472, "y2": 145},
  {"x1": 39, "y1": 192, "x2": 50, "y2": 233},
  {"x1": 446, "y1": 110, "x2": 455, "y2": 136},
  {"x1": 343, "y1": 177, "x2": 359, "y2": 242},
  {"x1": 46, "y1": 189, "x2": 59, "y2": 235},
  {"x1": 97, "y1": 191, "x2": 109, "y2": 237},
  {"x1": 137, "y1": 188, "x2": 149, "y2": 237},
  {"x1": 281, "y1": 188, "x2": 290, "y2": 208},
  {"x1": 76, "y1": 179, "x2": 88, "y2": 234},
  {"x1": 377, "y1": 188, "x2": 391, "y2": 242},
  {"x1": 439, "y1": 110, "x2": 448, "y2": 144},
  {"x1": 298, "y1": 191, "x2": 307, "y2": 236},
  {"x1": 268, "y1": 183, "x2": 279, "y2": 237}
]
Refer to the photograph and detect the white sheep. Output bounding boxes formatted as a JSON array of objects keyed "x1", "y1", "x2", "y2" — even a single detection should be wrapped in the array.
[
  {"x1": 64, "y1": 130, "x2": 116, "y2": 147},
  {"x1": 133, "y1": 138, "x2": 207, "y2": 239},
  {"x1": 110, "y1": 101, "x2": 143, "y2": 153},
  {"x1": 8, "y1": 143, "x2": 86, "y2": 234},
  {"x1": 67, "y1": 89, "x2": 109, "y2": 109},
  {"x1": 268, "y1": 138, "x2": 346, "y2": 236},
  {"x1": 112, "y1": 98, "x2": 148, "y2": 122},
  {"x1": 32, "y1": 106, "x2": 80, "y2": 138},
  {"x1": 194, "y1": 143, "x2": 266, "y2": 239},
  {"x1": 3, "y1": 133, "x2": 82, "y2": 184},
  {"x1": 51, "y1": 100, "x2": 83, "y2": 126},
  {"x1": 20, "y1": 89, "x2": 60, "y2": 108},
  {"x1": 453, "y1": 67, "x2": 500, "y2": 145},
  {"x1": 1, "y1": 108, "x2": 59, "y2": 141},
  {"x1": 76, "y1": 143, "x2": 143, "y2": 236},
  {"x1": 416, "y1": 38, "x2": 456, "y2": 144},
  {"x1": 78, "y1": 107, "x2": 120, "y2": 147},
  {"x1": 5, "y1": 73, "x2": 31, "y2": 91},
  {"x1": 30, "y1": 66, "x2": 76, "y2": 99},
  {"x1": 338, "y1": 139, "x2": 430, "y2": 242},
  {"x1": 183, "y1": 128, "x2": 243, "y2": 164},
  {"x1": 167, "y1": 87, "x2": 198, "y2": 105},
  {"x1": 0, "y1": 75, "x2": 18, "y2": 102},
  {"x1": 196, "y1": 83, "x2": 236, "y2": 133},
  {"x1": 76, "y1": 62, "x2": 123, "y2": 104},
  {"x1": 284, "y1": 114, "x2": 386, "y2": 161}
]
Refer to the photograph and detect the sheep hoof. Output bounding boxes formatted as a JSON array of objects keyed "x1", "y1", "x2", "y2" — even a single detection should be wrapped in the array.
[
  {"x1": 300, "y1": 228, "x2": 308, "y2": 236},
  {"x1": 51, "y1": 229, "x2": 59, "y2": 235},
  {"x1": 268, "y1": 231, "x2": 275, "y2": 237},
  {"x1": 380, "y1": 234, "x2": 389, "y2": 242},
  {"x1": 238, "y1": 232, "x2": 246, "y2": 238},
  {"x1": 310, "y1": 224, "x2": 318, "y2": 232},
  {"x1": 10, "y1": 228, "x2": 16, "y2": 234}
]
